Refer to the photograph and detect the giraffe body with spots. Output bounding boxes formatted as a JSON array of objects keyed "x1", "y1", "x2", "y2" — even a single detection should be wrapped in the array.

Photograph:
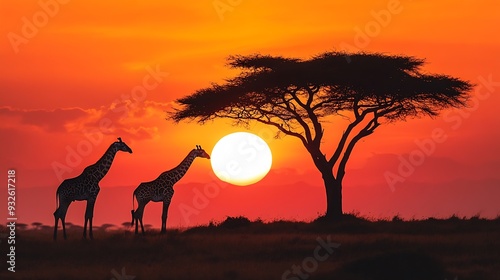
[
  {"x1": 131, "y1": 145, "x2": 210, "y2": 234},
  {"x1": 53, "y1": 138, "x2": 133, "y2": 240}
]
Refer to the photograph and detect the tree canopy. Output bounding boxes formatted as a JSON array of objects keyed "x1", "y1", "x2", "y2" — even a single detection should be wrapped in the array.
[{"x1": 172, "y1": 51, "x2": 470, "y2": 132}]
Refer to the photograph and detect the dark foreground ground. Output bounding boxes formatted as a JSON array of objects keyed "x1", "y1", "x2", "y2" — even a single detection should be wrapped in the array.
[{"x1": 1, "y1": 216, "x2": 499, "y2": 280}]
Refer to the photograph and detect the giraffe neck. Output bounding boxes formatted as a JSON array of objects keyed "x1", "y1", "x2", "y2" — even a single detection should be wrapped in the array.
[
  {"x1": 92, "y1": 144, "x2": 119, "y2": 181},
  {"x1": 163, "y1": 150, "x2": 197, "y2": 183}
]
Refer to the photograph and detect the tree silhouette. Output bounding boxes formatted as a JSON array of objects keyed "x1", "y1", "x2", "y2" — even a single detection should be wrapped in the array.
[
  {"x1": 122, "y1": 222, "x2": 132, "y2": 228},
  {"x1": 31, "y1": 222, "x2": 43, "y2": 230},
  {"x1": 98, "y1": 223, "x2": 117, "y2": 232},
  {"x1": 17, "y1": 223, "x2": 28, "y2": 230},
  {"x1": 169, "y1": 51, "x2": 472, "y2": 220}
]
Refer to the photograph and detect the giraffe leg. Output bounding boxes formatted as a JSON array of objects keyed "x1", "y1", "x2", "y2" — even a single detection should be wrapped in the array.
[
  {"x1": 61, "y1": 204, "x2": 70, "y2": 240},
  {"x1": 84, "y1": 199, "x2": 96, "y2": 240},
  {"x1": 133, "y1": 206, "x2": 141, "y2": 234},
  {"x1": 61, "y1": 217, "x2": 67, "y2": 240},
  {"x1": 139, "y1": 216, "x2": 145, "y2": 235},
  {"x1": 138, "y1": 206, "x2": 145, "y2": 235},
  {"x1": 89, "y1": 218, "x2": 94, "y2": 240},
  {"x1": 161, "y1": 199, "x2": 171, "y2": 234},
  {"x1": 135, "y1": 215, "x2": 139, "y2": 234},
  {"x1": 54, "y1": 200, "x2": 71, "y2": 240},
  {"x1": 134, "y1": 203, "x2": 147, "y2": 235},
  {"x1": 83, "y1": 218, "x2": 88, "y2": 239},
  {"x1": 53, "y1": 216, "x2": 59, "y2": 241},
  {"x1": 134, "y1": 208, "x2": 139, "y2": 234}
]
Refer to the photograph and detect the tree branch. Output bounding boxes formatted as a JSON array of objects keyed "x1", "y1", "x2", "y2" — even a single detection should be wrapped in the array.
[
  {"x1": 253, "y1": 117, "x2": 309, "y2": 147},
  {"x1": 336, "y1": 112, "x2": 380, "y2": 181},
  {"x1": 293, "y1": 87, "x2": 324, "y2": 147},
  {"x1": 328, "y1": 104, "x2": 379, "y2": 168}
]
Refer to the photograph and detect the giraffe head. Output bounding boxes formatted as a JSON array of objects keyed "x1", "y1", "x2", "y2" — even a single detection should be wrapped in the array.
[
  {"x1": 114, "y1": 137, "x2": 133, "y2": 153},
  {"x1": 194, "y1": 145, "x2": 210, "y2": 159}
]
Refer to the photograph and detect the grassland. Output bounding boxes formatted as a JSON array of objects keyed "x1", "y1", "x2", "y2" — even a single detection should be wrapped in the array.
[{"x1": 1, "y1": 216, "x2": 499, "y2": 280}]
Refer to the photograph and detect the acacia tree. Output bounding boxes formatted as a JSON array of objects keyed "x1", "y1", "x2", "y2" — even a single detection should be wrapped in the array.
[{"x1": 169, "y1": 51, "x2": 472, "y2": 220}]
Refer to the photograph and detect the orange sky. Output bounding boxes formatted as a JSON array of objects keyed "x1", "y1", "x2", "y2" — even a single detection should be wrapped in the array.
[{"x1": 1, "y1": 0, "x2": 499, "y2": 229}]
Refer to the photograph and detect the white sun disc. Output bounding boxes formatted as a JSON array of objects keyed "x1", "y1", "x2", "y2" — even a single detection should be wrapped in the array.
[{"x1": 211, "y1": 132, "x2": 272, "y2": 186}]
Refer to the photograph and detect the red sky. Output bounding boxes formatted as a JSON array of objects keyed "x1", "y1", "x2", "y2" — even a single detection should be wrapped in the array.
[{"x1": 1, "y1": 0, "x2": 499, "y2": 229}]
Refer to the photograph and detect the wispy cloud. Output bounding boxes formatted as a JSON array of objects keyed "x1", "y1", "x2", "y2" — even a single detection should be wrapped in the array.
[{"x1": 0, "y1": 101, "x2": 172, "y2": 140}]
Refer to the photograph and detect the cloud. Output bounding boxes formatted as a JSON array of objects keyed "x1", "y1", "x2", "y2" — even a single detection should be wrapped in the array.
[
  {"x1": 0, "y1": 101, "x2": 174, "y2": 140},
  {"x1": 81, "y1": 100, "x2": 172, "y2": 140},
  {"x1": 0, "y1": 106, "x2": 89, "y2": 132}
]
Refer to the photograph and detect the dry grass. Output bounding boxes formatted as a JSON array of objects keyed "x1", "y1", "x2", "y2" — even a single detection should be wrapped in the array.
[{"x1": 1, "y1": 216, "x2": 499, "y2": 280}]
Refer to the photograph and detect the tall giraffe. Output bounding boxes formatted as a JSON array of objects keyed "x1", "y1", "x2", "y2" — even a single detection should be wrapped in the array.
[
  {"x1": 53, "y1": 137, "x2": 133, "y2": 240},
  {"x1": 131, "y1": 145, "x2": 210, "y2": 234}
]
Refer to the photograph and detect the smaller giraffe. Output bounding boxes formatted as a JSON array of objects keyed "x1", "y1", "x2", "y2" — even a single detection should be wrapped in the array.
[
  {"x1": 131, "y1": 145, "x2": 210, "y2": 234},
  {"x1": 53, "y1": 137, "x2": 133, "y2": 240}
]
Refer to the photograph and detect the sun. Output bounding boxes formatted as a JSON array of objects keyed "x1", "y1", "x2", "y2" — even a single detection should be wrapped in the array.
[{"x1": 211, "y1": 132, "x2": 272, "y2": 186}]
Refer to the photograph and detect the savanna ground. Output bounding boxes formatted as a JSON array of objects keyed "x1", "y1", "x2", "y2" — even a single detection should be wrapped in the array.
[{"x1": 1, "y1": 215, "x2": 499, "y2": 280}]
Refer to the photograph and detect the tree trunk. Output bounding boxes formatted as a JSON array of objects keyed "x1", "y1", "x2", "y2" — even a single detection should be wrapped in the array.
[{"x1": 322, "y1": 170, "x2": 343, "y2": 221}]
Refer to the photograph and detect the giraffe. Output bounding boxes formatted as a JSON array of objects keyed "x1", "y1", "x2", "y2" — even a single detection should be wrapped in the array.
[
  {"x1": 131, "y1": 145, "x2": 210, "y2": 234},
  {"x1": 53, "y1": 137, "x2": 133, "y2": 240}
]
